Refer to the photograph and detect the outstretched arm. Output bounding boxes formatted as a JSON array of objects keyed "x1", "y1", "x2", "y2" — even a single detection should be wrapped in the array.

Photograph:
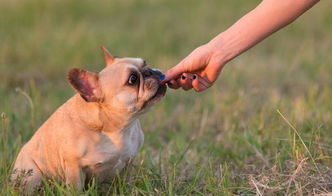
[{"x1": 162, "y1": 0, "x2": 320, "y2": 91}]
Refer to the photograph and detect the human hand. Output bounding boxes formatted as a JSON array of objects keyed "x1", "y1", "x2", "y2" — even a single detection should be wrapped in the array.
[{"x1": 161, "y1": 42, "x2": 225, "y2": 92}]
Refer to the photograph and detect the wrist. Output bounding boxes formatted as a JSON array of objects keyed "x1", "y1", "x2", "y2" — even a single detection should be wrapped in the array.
[{"x1": 206, "y1": 33, "x2": 229, "y2": 69}]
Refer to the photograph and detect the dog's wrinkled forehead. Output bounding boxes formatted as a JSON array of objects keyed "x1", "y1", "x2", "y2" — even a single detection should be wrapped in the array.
[
  {"x1": 115, "y1": 57, "x2": 147, "y2": 69},
  {"x1": 99, "y1": 57, "x2": 146, "y2": 80}
]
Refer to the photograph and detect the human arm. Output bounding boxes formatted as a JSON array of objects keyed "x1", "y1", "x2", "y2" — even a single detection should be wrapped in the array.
[{"x1": 162, "y1": 0, "x2": 320, "y2": 91}]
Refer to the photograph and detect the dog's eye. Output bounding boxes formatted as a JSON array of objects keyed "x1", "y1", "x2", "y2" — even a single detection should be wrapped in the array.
[{"x1": 128, "y1": 73, "x2": 138, "y2": 85}]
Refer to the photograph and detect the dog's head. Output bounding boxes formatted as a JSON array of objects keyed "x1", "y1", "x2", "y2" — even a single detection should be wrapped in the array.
[{"x1": 67, "y1": 46, "x2": 166, "y2": 116}]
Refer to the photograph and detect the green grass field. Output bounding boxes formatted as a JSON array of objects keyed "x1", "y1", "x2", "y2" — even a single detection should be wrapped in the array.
[{"x1": 1, "y1": 0, "x2": 332, "y2": 195}]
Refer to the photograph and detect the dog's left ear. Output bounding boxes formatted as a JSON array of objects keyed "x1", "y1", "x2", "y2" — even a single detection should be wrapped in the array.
[
  {"x1": 100, "y1": 46, "x2": 115, "y2": 66},
  {"x1": 67, "y1": 68, "x2": 103, "y2": 102}
]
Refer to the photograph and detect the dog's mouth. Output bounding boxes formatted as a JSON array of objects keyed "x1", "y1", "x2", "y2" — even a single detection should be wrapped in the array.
[{"x1": 145, "y1": 84, "x2": 167, "y2": 106}]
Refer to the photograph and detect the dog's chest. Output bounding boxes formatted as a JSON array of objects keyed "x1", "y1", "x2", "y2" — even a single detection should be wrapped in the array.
[
  {"x1": 81, "y1": 121, "x2": 143, "y2": 180},
  {"x1": 94, "y1": 134, "x2": 137, "y2": 167}
]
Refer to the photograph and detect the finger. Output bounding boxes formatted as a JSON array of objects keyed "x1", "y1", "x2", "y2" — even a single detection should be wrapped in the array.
[
  {"x1": 199, "y1": 75, "x2": 212, "y2": 88},
  {"x1": 167, "y1": 79, "x2": 180, "y2": 89},
  {"x1": 192, "y1": 75, "x2": 208, "y2": 92},
  {"x1": 179, "y1": 74, "x2": 193, "y2": 91},
  {"x1": 192, "y1": 75, "x2": 205, "y2": 92},
  {"x1": 182, "y1": 73, "x2": 195, "y2": 81}
]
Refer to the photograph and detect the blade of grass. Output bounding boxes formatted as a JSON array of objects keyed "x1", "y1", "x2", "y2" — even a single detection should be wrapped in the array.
[{"x1": 277, "y1": 110, "x2": 321, "y2": 173}]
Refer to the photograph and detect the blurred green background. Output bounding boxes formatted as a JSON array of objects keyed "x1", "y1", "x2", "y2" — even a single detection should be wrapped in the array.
[{"x1": 1, "y1": 0, "x2": 332, "y2": 195}]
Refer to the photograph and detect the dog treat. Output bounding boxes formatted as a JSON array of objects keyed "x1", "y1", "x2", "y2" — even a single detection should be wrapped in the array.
[{"x1": 159, "y1": 74, "x2": 165, "y2": 80}]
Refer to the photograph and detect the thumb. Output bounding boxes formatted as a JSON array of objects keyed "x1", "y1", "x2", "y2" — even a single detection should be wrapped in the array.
[
  {"x1": 161, "y1": 62, "x2": 187, "y2": 84},
  {"x1": 162, "y1": 52, "x2": 202, "y2": 84},
  {"x1": 161, "y1": 45, "x2": 207, "y2": 84}
]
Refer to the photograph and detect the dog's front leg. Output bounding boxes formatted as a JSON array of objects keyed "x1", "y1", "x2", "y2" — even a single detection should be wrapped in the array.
[
  {"x1": 64, "y1": 161, "x2": 85, "y2": 190},
  {"x1": 11, "y1": 167, "x2": 42, "y2": 194}
]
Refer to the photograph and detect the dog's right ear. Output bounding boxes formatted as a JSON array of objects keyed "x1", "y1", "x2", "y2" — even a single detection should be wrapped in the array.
[
  {"x1": 100, "y1": 46, "x2": 115, "y2": 66},
  {"x1": 67, "y1": 68, "x2": 103, "y2": 102}
]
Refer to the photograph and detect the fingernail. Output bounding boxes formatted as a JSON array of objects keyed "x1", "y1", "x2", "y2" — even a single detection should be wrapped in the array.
[
  {"x1": 159, "y1": 74, "x2": 165, "y2": 80},
  {"x1": 193, "y1": 75, "x2": 196, "y2": 80},
  {"x1": 181, "y1": 75, "x2": 186, "y2": 80}
]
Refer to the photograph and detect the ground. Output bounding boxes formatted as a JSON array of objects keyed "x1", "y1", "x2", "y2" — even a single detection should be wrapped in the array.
[{"x1": 0, "y1": 0, "x2": 332, "y2": 195}]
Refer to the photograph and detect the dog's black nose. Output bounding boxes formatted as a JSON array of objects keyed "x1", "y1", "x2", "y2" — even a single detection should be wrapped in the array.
[
  {"x1": 143, "y1": 68, "x2": 163, "y2": 78},
  {"x1": 150, "y1": 69, "x2": 163, "y2": 77}
]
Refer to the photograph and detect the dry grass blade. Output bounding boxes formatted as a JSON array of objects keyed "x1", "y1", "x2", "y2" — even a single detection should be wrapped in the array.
[{"x1": 277, "y1": 110, "x2": 321, "y2": 174}]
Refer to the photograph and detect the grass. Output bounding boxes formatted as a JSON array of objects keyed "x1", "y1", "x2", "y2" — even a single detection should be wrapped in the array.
[{"x1": 1, "y1": 0, "x2": 332, "y2": 195}]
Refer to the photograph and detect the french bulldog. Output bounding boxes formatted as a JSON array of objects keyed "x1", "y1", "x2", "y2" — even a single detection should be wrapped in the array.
[{"x1": 11, "y1": 46, "x2": 166, "y2": 192}]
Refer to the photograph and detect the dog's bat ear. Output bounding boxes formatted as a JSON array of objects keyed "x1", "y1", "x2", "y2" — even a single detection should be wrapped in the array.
[
  {"x1": 100, "y1": 46, "x2": 115, "y2": 66},
  {"x1": 67, "y1": 68, "x2": 103, "y2": 102}
]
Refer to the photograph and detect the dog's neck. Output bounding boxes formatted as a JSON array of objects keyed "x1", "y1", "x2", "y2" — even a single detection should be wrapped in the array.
[{"x1": 68, "y1": 94, "x2": 135, "y2": 133}]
